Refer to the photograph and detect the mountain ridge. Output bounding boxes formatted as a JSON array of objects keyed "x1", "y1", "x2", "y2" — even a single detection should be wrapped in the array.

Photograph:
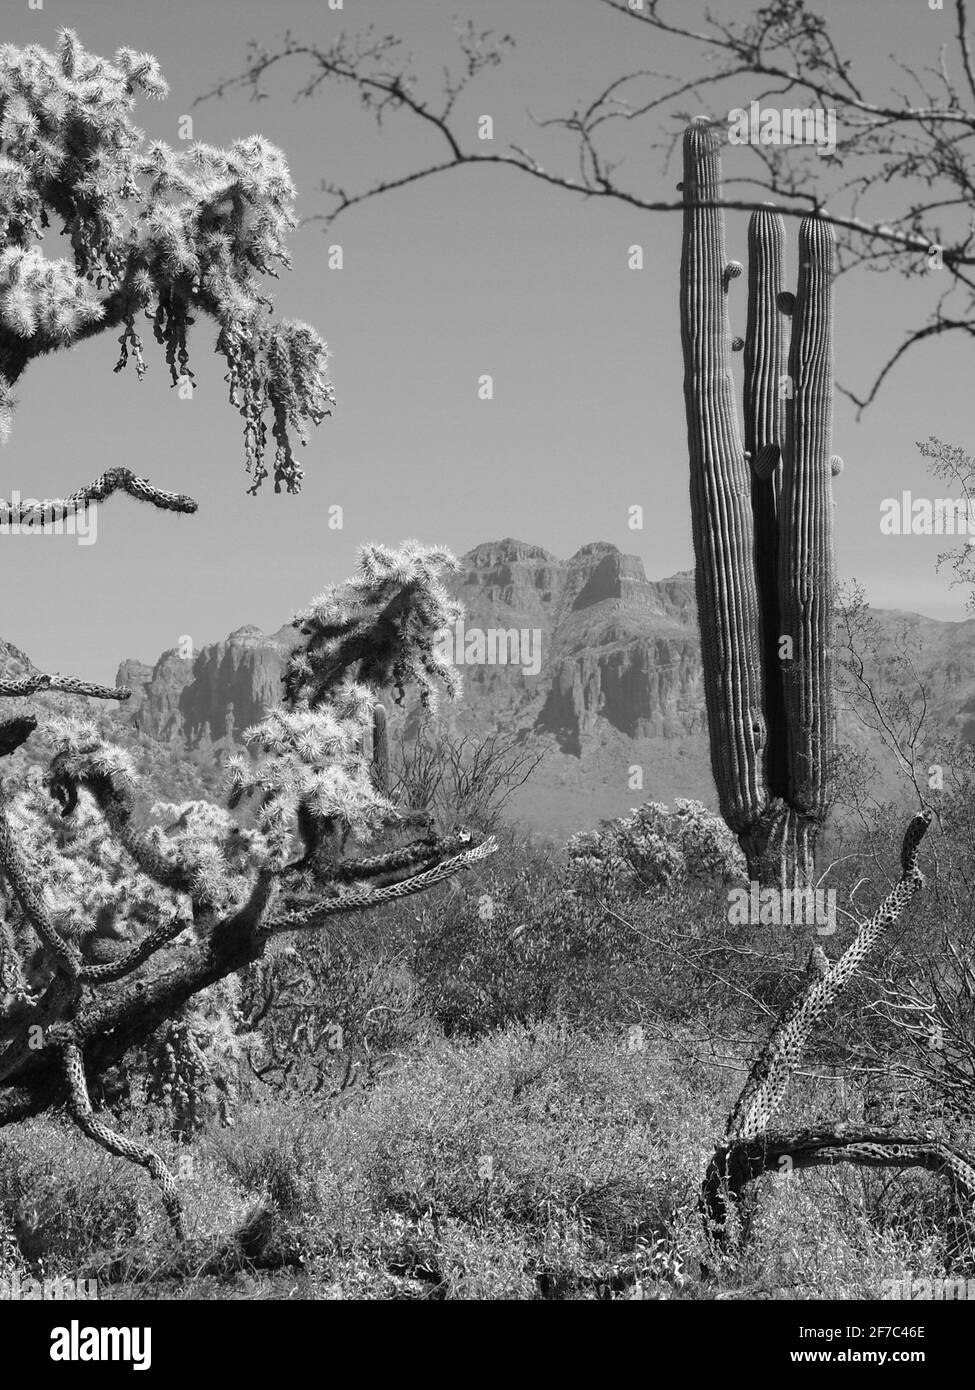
[{"x1": 96, "y1": 540, "x2": 975, "y2": 836}]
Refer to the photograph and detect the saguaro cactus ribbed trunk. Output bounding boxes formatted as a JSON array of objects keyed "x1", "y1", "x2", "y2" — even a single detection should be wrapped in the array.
[{"x1": 680, "y1": 118, "x2": 838, "y2": 889}]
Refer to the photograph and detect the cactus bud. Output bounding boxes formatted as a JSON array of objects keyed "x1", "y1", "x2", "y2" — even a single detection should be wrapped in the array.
[{"x1": 753, "y1": 443, "x2": 781, "y2": 481}]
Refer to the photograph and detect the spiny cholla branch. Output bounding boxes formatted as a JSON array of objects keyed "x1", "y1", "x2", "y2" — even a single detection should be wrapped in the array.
[
  {"x1": 0, "y1": 674, "x2": 130, "y2": 701},
  {"x1": 61, "y1": 1041, "x2": 184, "y2": 1236},
  {"x1": 45, "y1": 735, "x2": 232, "y2": 909},
  {"x1": 727, "y1": 813, "x2": 932, "y2": 1142},
  {"x1": 327, "y1": 829, "x2": 469, "y2": 883},
  {"x1": 0, "y1": 781, "x2": 83, "y2": 976},
  {"x1": 281, "y1": 541, "x2": 463, "y2": 711},
  {"x1": 265, "y1": 835, "x2": 497, "y2": 933},
  {"x1": 705, "y1": 1127, "x2": 975, "y2": 1241}
]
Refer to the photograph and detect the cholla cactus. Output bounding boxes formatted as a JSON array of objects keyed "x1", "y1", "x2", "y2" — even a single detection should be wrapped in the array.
[
  {"x1": 0, "y1": 543, "x2": 497, "y2": 1235},
  {"x1": 282, "y1": 542, "x2": 463, "y2": 709},
  {"x1": 0, "y1": 29, "x2": 332, "y2": 491},
  {"x1": 680, "y1": 118, "x2": 838, "y2": 888},
  {"x1": 144, "y1": 976, "x2": 243, "y2": 1137},
  {"x1": 0, "y1": 35, "x2": 424, "y2": 1239}
]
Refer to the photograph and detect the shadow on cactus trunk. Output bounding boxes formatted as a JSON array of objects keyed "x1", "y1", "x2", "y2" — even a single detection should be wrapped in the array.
[{"x1": 736, "y1": 801, "x2": 817, "y2": 892}]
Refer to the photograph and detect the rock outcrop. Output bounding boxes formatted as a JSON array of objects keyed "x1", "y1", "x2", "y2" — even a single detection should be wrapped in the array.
[
  {"x1": 101, "y1": 540, "x2": 975, "y2": 836},
  {"x1": 117, "y1": 625, "x2": 297, "y2": 746},
  {"x1": 113, "y1": 541, "x2": 705, "y2": 756}
]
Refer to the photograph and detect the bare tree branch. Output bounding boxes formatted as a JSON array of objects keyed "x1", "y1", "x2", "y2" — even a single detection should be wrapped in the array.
[{"x1": 201, "y1": 3, "x2": 975, "y2": 409}]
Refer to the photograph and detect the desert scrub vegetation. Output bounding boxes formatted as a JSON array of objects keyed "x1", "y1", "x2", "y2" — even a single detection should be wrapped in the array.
[
  {"x1": 566, "y1": 799, "x2": 746, "y2": 892},
  {"x1": 0, "y1": 1020, "x2": 730, "y2": 1298},
  {"x1": 2, "y1": 28, "x2": 972, "y2": 1307},
  {"x1": 3, "y1": 793, "x2": 968, "y2": 1300},
  {"x1": 1, "y1": 1013, "x2": 963, "y2": 1300}
]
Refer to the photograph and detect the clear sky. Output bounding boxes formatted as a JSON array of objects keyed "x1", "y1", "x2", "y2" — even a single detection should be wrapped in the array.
[{"x1": 3, "y1": 0, "x2": 972, "y2": 683}]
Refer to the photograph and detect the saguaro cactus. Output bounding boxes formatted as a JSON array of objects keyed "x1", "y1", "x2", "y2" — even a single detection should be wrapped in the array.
[{"x1": 680, "y1": 117, "x2": 838, "y2": 889}]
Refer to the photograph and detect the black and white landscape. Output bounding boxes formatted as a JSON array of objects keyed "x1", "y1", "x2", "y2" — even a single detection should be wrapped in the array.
[{"x1": 1, "y1": 0, "x2": 973, "y2": 1351}]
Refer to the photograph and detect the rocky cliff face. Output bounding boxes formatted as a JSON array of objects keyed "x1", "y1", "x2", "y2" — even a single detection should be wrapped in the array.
[
  {"x1": 105, "y1": 540, "x2": 975, "y2": 836},
  {"x1": 113, "y1": 541, "x2": 704, "y2": 757},
  {"x1": 445, "y1": 540, "x2": 703, "y2": 751},
  {"x1": 117, "y1": 625, "x2": 297, "y2": 746},
  {"x1": 0, "y1": 640, "x2": 34, "y2": 686}
]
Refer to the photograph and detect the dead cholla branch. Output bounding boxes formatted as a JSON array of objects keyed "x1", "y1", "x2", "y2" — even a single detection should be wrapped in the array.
[{"x1": 703, "y1": 810, "x2": 975, "y2": 1259}]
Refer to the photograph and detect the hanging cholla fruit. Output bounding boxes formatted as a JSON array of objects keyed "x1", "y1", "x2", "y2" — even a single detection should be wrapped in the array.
[
  {"x1": 679, "y1": 117, "x2": 767, "y2": 850},
  {"x1": 371, "y1": 702, "x2": 390, "y2": 796}
]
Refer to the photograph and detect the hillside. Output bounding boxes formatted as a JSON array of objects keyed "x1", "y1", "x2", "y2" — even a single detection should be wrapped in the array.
[{"x1": 94, "y1": 540, "x2": 975, "y2": 839}]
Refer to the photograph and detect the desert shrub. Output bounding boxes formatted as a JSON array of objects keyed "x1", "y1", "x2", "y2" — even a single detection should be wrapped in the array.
[
  {"x1": 207, "y1": 1022, "x2": 707, "y2": 1298},
  {"x1": 239, "y1": 930, "x2": 435, "y2": 1099},
  {"x1": 208, "y1": 1102, "x2": 329, "y2": 1220},
  {"x1": 404, "y1": 839, "x2": 773, "y2": 1040},
  {"x1": 408, "y1": 855, "x2": 604, "y2": 1033},
  {"x1": 0, "y1": 1118, "x2": 149, "y2": 1272},
  {"x1": 0, "y1": 1109, "x2": 252, "y2": 1284},
  {"x1": 390, "y1": 723, "x2": 544, "y2": 835},
  {"x1": 566, "y1": 799, "x2": 746, "y2": 892}
]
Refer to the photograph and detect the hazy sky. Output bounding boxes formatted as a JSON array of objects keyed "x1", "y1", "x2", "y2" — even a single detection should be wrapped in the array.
[{"x1": 3, "y1": 0, "x2": 972, "y2": 683}]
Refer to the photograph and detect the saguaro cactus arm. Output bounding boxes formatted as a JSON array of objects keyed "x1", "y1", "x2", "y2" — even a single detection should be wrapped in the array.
[
  {"x1": 680, "y1": 119, "x2": 767, "y2": 843},
  {"x1": 744, "y1": 210, "x2": 787, "y2": 800},
  {"x1": 778, "y1": 217, "x2": 838, "y2": 832}
]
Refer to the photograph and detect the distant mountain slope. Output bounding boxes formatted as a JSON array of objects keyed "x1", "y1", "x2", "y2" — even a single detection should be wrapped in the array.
[
  {"x1": 114, "y1": 541, "x2": 705, "y2": 750},
  {"x1": 98, "y1": 540, "x2": 975, "y2": 837}
]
